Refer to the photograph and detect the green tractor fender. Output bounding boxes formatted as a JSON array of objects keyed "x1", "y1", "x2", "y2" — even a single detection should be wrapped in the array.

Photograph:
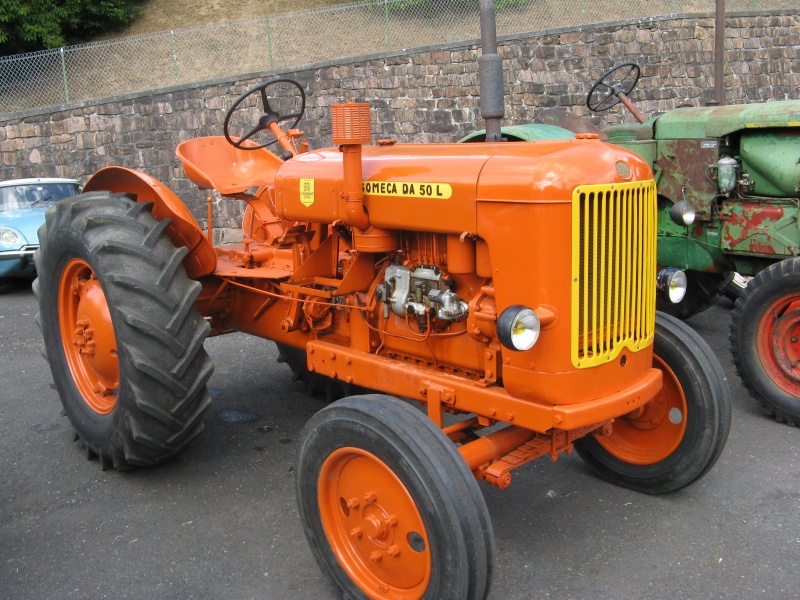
[{"x1": 459, "y1": 123, "x2": 575, "y2": 143}]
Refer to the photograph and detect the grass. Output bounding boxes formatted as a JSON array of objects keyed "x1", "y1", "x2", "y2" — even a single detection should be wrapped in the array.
[{"x1": 119, "y1": 0, "x2": 357, "y2": 36}]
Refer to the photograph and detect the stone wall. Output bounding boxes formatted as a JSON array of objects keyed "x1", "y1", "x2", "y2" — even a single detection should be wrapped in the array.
[{"x1": 2, "y1": 13, "x2": 798, "y2": 236}]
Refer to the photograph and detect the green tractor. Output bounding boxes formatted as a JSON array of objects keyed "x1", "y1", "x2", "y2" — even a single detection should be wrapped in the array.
[{"x1": 465, "y1": 63, "x2": 800, "y2": 426}]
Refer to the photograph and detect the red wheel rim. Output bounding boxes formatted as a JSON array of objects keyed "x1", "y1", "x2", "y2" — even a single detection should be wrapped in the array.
[
  {"x1": 318, "y1": 447, "x2": 430, "y2": 599},
  {"x1": 596, "y1": 355, "x2": 687, "y2": 464},
  {"x1": 756, "y1": 294, "x2": 800, "y2": 397},
  {"x1": 58, "y1": 258, "x2": 119, "y2": 414}
]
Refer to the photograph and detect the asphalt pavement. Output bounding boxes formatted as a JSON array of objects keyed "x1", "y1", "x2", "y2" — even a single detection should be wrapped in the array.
[{"x1": 1, "y1": 278, "x2": 798, "y2": 599}]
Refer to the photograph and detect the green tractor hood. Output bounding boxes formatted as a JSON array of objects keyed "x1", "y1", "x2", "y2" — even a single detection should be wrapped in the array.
[{"x1": 653, "y1": 100, "x2": 800, "y2": 139}]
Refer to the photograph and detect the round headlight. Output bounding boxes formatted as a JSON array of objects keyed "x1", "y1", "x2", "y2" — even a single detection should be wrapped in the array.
[
  {"x1": 497, "y1": 305, "x2": 540, "y2": 351},
  {"x1": 657, "y1": 268, "x2": 688, "y2": 304},
  {"x1": 669, "y1": 200, "x2": 696, "y2": 226},
  {"x1": 0, "y1": 228, "x2": 22, "y2": 246}
]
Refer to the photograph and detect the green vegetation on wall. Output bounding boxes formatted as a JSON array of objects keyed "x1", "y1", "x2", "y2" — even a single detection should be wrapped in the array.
[{"x1": 0, "y1": 0, "x2": 142, "y2": 56}]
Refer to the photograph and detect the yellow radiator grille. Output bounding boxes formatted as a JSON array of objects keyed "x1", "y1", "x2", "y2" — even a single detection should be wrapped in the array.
[{"x1": 571, "y1": 180, "x2": 657, "y2": 368}]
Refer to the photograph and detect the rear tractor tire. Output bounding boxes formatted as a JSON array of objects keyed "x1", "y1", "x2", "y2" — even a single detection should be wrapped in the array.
[
  {"x1": 730, "y1": 257, "x2": 800, "y2": 426},
  {"x1": 276, "y1": 342, "x2": 366, "y2": 402},
  {"x1": 295, "y1": 394, "x2": 495, "y2": 600},
  {"x1": 34, "y1": 192, "x2": 214, "y2": 469},
  {"x1": 576, "y1": 312, "x2": 731, "y2": 494}
]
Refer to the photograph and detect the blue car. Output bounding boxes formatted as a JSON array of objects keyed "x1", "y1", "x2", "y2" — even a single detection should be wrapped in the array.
[{"x1": 0, "y1": 178, "x2": 81, "y2": 289}]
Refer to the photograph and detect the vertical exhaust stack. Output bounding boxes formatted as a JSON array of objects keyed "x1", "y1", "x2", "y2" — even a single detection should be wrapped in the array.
[
  {"x1": 332, "y1": 101, "x2": 372, "y2": 230},
  {"x1": 479, "y1": 0, "x2": 505, "y2": 142},
  {"x1": 331, "y1": 101, "x2": 399, "y2": 252}
]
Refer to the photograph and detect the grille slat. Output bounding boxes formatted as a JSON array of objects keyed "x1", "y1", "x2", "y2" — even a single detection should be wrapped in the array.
[{"x1": 571, "y1": 181, "x2": 657, "y2": 368}]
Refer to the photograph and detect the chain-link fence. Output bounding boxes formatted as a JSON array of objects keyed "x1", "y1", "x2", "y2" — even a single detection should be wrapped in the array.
[{"x1": 0, "y1": 0, "x2": 795, "y2": 115}]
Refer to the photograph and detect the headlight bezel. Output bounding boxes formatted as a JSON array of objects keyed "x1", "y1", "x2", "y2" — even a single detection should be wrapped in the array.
[
  {"x1": 657, "y1": 268, "x2": 688, "y2": 304},
  {"x1": 669, "y1": 200, "x2": 696, "y2": 226},
  {"x1": 497, "y1": 305, "x2": 541, "y2": 351}
]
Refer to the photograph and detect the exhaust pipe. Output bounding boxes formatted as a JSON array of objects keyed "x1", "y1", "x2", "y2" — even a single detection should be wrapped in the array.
[
  {"x1": 479, "y1": 0, "x2": 505, "y2": 142},
  {"x1": 331, "y1": 101, "x2": 371, "y2": 230}
]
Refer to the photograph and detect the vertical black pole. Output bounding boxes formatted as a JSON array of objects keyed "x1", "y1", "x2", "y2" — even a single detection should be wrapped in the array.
[
  {"x1": 479, "y1": 0, "x2": 504, "y2": 142},
  {"x1": 714, "y1": 0, "x2": 725, "y2": 105}
]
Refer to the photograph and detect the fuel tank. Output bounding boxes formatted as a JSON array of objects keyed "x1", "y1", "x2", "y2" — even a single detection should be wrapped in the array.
[{"x1": 275, "y1": 138, "x2": 654, "y2": 233}]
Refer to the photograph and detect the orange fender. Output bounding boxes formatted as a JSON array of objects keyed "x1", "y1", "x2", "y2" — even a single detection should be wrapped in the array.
[{"x1": 83, "y1": 167, "x2": 217, "y2": 279}]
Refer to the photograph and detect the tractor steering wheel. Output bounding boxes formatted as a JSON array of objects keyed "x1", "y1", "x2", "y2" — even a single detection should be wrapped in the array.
[
  {"x1": 586, "y1": 63, "x2": 640, "y2": 112},
  {"x1": 223, "y1": 78, "x2": 306, "y2": 150}
]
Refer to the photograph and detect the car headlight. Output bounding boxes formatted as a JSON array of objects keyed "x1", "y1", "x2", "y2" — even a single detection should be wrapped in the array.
[
  {"x1": 657, "y1": 268, "x2": 688, "y2": 304},
  {"x1": 669, "y1": 200, "x2": 696, "y2": 226},
  {"x1": 497, "y1": 305, "x2": 541, "y2": 351},
  {"x1": 0, "y1": 227, "x2": 22, "y2": 247}
]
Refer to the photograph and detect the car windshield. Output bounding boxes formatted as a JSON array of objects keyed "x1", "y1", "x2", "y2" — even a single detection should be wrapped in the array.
[{"x1": 0, "y1": 182, "x2": 80, "y2": 211}]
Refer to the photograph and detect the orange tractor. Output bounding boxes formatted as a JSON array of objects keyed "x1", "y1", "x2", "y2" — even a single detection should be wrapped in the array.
[{"x1": 34, "y1": 5, "x2": 730, "y2": 598}]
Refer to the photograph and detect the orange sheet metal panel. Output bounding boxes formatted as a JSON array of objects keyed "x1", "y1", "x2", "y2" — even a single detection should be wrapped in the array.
[
  {"x1": 277, "y1": 139, "x2": 651, "y2": 237},
  {"x1": 277, "y1": 144, "x2": 490, "y2": 233},
  {"x1": 473, "y1": 138, "x2": 656, "y2": 404}
]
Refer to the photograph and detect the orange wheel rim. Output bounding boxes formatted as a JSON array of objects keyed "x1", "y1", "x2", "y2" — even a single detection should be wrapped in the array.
[
  {"x1": 596, "y1": 355, "x2": 687, "y2": 464},
  {"x1": 318, "y1": 447, "x2": 430, "y2": 599},
  {"x1": 58, "y1": 258, "x2": 119, "y2": 414},
  {"x1": 756, "y1": 294, "x2": 800, "y2": 397}
]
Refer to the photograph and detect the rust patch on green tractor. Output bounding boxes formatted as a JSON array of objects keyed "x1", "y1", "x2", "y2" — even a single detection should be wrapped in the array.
[
  {"x1": 654, "y1": 139, "x2": 719, "y2": 221},
  {"x1": 720, "y1": 201, "x2": 799, "y2": 258}
]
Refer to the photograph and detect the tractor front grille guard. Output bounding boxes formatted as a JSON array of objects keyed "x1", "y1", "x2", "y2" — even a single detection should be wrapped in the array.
[{"x1": 572, "y1": 180, "x2": 657, "y2": 368}]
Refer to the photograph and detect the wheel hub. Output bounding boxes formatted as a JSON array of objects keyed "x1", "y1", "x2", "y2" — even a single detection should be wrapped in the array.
[
  {"x1": 362, "y1": 508, "x2": 391, "y2": 544},
  {"x1": 756, "y1": 295, "x2": 800, "y2": 396},
  {"x1": 597, "y1": 355, "x2": 687, "y2": 464},
  {"x1": 769, "y1": 306, "x2": 800, "y2": 384},
  {"x1": 59, "y1": 258, "x2": 119, "y2": 414},
  {"x1": 319, "y1": 448, "x2": 430, "y2": 598}
]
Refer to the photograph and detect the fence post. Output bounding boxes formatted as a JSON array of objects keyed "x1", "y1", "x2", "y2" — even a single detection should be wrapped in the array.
[
  {"x1": 266, "y1": 17, "x2": 275, "y2": 70},
  {"x1": 170, "y1": 30, "x2": 180, "y2": 84},
  {"x1": 59, "y1": 47, "x2": 70, "y2": 103},
  {"x1": 384, "y1": 0, "x2": 392, "y2": 52}
]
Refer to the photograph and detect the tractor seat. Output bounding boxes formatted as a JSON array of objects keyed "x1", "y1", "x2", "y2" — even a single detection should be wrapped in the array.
[{"x1": 176, "y1": 136, "x2": 284, "y2": 196}]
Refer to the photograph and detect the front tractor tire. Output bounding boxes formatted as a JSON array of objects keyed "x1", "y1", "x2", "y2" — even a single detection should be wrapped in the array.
[
  {"x1": 295, "y1": 395, "x2": 495, "y2": 600},
  {"x1": 730, "y1": 257, "x2": 800, "y2": 426},
  {"x1": 576, "y1": 312, "x2": 731, "y2": 494},
  {"x1": 34, "y1": 192, "x2": 213, "y2": 469}
]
